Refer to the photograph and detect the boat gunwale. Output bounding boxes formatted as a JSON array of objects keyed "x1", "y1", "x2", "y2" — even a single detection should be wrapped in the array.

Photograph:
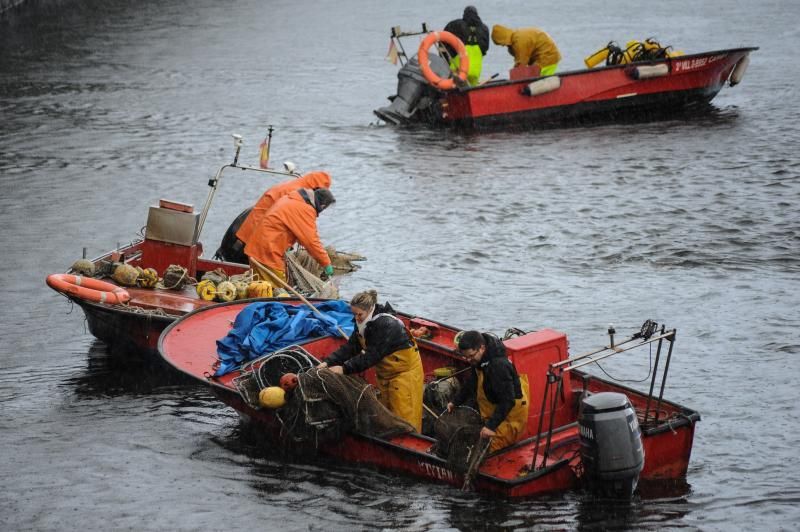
[{"x1": 455, "y1": 46, "x2": 760, "y2": 92}]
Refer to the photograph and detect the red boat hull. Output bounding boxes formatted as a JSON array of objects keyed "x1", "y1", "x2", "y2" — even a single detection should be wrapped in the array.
[
  {"x1": 51, "y1": 237, "x2": 250, "y2": 359},
  {"x1": 159, "y1": 300, "x2": 700, "y2": 497},
  {"x1": 435, "y1": 48, "x2": 756, "y2": 129}
]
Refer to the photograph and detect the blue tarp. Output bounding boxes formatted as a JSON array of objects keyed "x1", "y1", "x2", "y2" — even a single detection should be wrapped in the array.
[{"x1": 214, "y1": 300, "x2": 354, "y2": 376}]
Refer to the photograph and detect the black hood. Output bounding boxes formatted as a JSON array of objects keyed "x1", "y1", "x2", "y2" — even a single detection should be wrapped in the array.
[
  {"x1": 463, "y1": 6, "x2": 482, "y2": 26},
  {"x1": 481, "y1": 332, "x2": 507, "y2": 361}
]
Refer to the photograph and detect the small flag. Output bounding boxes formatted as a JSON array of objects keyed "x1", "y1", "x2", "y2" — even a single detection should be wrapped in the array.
[
  {"x1": 258, "y1": 137, "x2": 269, "y2": 169},
  {"x1": 386, "y1": 39, "x2": 399, "y2": 65}
]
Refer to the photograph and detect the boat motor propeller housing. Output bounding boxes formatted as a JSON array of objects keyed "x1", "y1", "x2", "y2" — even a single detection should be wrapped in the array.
[
  {"x1": 374, "y1": 55, "x2": 451, "y2": 125},
  {"x1": 579, "y1": 392, "x2": 644, "y2": 498}
]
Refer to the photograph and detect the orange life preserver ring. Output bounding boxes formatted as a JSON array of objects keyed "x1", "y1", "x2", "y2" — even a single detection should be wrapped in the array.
[
  {"x1": 417, "y1": 31, "x2": 469, "y2": 90},
  {"x1": 46, "y1": 273, "x2": 131, "y2": 305}
]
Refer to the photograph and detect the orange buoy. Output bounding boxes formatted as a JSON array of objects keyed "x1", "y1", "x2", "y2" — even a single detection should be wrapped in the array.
[
  {"x1": 417, "y1": 31, "x2": 469, "y2": 90},
  {"x1": 279, "y1": 372, "x2": 299, "y2": 391},
  {"x1": 46, "y1": 273, "x2": 131, "y2": 305}
]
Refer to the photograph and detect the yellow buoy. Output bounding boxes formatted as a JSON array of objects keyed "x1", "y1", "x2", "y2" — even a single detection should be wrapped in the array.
[
  {"x1": 233, "y1": 280, "x2": 249, "y2": 300},
  {"x1": 215, "y1": 280, "x2": 237, "y2": 302},
  {"x1": 196, "y1": 279, "x2": 217, "y2": 301},
  {"x1": 247, "y1": 281, "x2": 273, "y2": 298},
  {"x1": 136, "y1": 267, "x2": 159, "y2": 288},
  {"x1": 258, "y1": 386, "x2": 286, "y2": 409},
  {"x1": 433, "y1": 366, "x2": 457, "y2": 378}
]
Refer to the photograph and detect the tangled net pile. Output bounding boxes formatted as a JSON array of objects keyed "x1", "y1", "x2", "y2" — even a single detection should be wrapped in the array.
[
  {"x1": 278, "y1": 368, "x2": 415, "y2": 447},
  {"x1": 234, "y1": 347, "x2": 414, "y2": 451},
  {"x1": 431, "y1": 406, "x2": 485, "y2": 474}
]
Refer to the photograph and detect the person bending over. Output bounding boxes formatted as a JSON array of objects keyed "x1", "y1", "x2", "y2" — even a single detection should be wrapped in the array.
[{"x1": 319, "y1": 289, "x2": 424, "y2": 432}]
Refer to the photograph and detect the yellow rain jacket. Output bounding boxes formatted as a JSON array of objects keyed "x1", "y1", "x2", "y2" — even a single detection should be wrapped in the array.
[
  {"x1": 491, "y1": 25, "x2": 561, "y2": 69},
  {"x1": 325, "y1": 303, "x2": 424, "y2": 432}
]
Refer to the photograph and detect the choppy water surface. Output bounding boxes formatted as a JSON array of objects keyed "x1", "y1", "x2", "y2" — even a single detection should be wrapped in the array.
[{"x1": 1, "y1": 0, "x2": 799, "y2": 530}]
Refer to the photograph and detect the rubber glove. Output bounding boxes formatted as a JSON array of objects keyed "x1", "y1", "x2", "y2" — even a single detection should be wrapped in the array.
[{"x1": 322, "y1": 265, "x2": 334, "y2": 279}]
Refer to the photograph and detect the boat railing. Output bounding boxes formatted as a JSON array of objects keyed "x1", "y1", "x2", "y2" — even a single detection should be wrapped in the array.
[
  {"x1": 529, "y1": 320, "x2": 677, "y2": 471},
  {"x1": 389, "y1": 24, "x2": 431, "y2": 67},
  {"x1": 197, "y1": 133, "x2": 301, "y2": 239}
]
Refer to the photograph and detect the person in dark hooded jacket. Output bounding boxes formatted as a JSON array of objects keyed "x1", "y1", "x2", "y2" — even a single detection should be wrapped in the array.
[
  {"x1": 443, "y1": 6, "x2": 490, "y2": 86},
  {"x1": 319, "y1": 289, "x2": 424, "y2": 432},
  {"x1": 447, "y1": 330, "x2": 530, "y2": 452}
]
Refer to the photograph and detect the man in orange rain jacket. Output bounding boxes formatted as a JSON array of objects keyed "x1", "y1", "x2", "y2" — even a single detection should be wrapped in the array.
[
  {"x1": 491, "y1": 24, "x2": 561, "y2": 76},
  {"x1": 244, "y1": 187, "x2": 336, "y2": 287},
  {"x1": 237, "y1": 171, "x2": 332, "y2": 246}
]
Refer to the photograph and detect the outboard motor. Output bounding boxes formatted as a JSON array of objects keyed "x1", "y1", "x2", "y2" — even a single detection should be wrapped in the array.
[
  {"x1": 213, "y1": 207, "x2": 251, "y2": 264},
  {"x1": 374, "y1": 54, "x2": 451, "y2": 125},
  {"x1": 579, "y1": 392, "x2": 644, "y2": 498}
]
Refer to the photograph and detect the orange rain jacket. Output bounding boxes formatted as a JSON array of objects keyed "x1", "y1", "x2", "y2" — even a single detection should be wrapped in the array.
[
  {"x1": 491, "y1": 25, "x2": 561, "y2": 68},
  {"x1": 243, "y1": 188, "x2": 331, "y2": 272},
  {"x1": 236, "y1": 171, "x2": 332, "y2": 245}
]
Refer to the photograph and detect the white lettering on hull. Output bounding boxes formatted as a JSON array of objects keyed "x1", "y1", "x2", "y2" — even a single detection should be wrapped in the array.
[{"x1": 418, "y1": 460, "x2": 458, "y2": 482}]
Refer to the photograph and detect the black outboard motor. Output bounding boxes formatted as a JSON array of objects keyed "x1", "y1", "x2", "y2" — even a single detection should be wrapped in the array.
[
  {"x1": 374, "y1": 54, "x2": 451, "y2": 125},
  {"x1": 579, "y1": 392, "x2": 644, "y2": 498},
  {"x1": 213, "y1": 207, "x2": 251, "y2": 264}
]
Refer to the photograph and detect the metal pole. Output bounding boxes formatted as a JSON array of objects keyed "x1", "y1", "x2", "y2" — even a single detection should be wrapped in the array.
[
  {"x1": 653, "y1": 330, "x2": 676, "y2": 424},
  {"x1": 643, "y1": 336, "x2": 665, "y2": 425},
  {"x1": 541, "y1": 376, "x2": 563, "y2": 468},
  {"x1": 530, "y1": 374, "x2": 553, "y2": 470}
]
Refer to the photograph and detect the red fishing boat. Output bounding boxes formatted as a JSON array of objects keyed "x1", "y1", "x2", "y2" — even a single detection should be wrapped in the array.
[
  {"x1": 375, "y1": 25, "x2": 757, "y2": 129},
  {"x1": 46, "y1": 133, "x2": 359, "y2": 359},
  {"x1": 159, "y1": 299, "x2": 699, "y2": 497}
]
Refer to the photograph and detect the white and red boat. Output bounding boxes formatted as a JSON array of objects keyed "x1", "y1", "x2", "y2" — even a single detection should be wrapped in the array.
[
  {"x1": 375, "y1": 26, "x2": 757, "y2": 129},
  {"x1": 159, "y1": 299, "x2": 699, "y2": 497}
]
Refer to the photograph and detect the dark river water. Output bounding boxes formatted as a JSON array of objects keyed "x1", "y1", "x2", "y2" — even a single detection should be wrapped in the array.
[{"x1": 2, "y1": 0, "x2": 799, "y2": 530}]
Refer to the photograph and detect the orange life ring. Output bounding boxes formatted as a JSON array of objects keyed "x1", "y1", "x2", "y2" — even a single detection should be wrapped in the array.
[
  {"x1": 46, "y1": 273, "x2": 131, "y2": 305},
  {"x1": 417, "y1": 31, "x2": 469, "y2": 90}
]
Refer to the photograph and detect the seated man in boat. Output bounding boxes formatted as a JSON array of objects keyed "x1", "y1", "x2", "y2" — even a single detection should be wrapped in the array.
[
  {"x1": 318, "y1": 289, "x2": 424, "y2": 432},
  {"x1": 244, "y1": 187, "x2": 336, "y2": 288},
  {"x1": 216, "y1": 171, "x2": 332, "y2": 264},
  {"x1": 491, "y1": 24, "x2": 561, "y2": 76},
  {"x1": 443, "y1": 6, "x2": 490, "y2": 86},
  {"x1": 447, "y1": 330, "x2": 530, "y2": 453}
]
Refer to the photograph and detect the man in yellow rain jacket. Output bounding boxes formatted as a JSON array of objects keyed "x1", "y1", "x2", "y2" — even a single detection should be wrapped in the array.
[
  {"x1": 244, "y1": 187, "x2": 335, "y2": 287},
  {"x1": 320, "y1": 289, "x2": 424, "y2": 432},
  {"x1": 491, "y1": 24, "x2": 561, "y2": 76},
  {"x1": 447, "y1": 330, "x2": 530, "y2": 452}
]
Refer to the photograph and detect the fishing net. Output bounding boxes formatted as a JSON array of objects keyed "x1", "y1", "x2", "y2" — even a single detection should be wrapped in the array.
[
  {"x1": 233, "y1": 346, "x2": 319, "y2": 407},
  {"x1": 422, "y1": 376, "x2": 461, "y2": 436},
  {"x1": 233, "y1": 347, "x2": 414, "y2": 451},
  {"x1": 278, "y1": 367, "x2": 415, "y2": 447},
  {"x1": 285, "y1": 251, "x2": 339, "y2": 299},
  {"x1": 432, "y1": 406, "x2": 484, "y2": 474},
  {"x1": 292, "y1": 245, "x2": 366, "y2": 275}
]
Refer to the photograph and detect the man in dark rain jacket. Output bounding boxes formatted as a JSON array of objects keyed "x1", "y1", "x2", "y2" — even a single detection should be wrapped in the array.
[
  {"x1": 443, "y1": 6, "x2": 490, "y2": 85},
  {"x1": 447, "y1": 330, "x2": 530, "y2": 452}
]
